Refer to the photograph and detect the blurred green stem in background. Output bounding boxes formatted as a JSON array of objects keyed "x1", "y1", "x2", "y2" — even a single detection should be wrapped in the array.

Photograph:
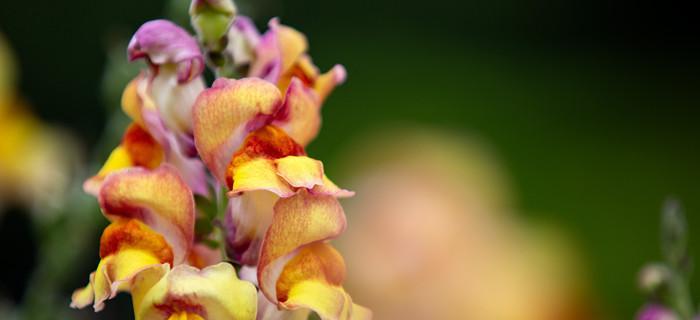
[
  {"x1": 662, "y1": 200, "x2": 695, "y2": 320},
  {"x1": 641, "y1": 199, "x2": 697, "y2": 320}
]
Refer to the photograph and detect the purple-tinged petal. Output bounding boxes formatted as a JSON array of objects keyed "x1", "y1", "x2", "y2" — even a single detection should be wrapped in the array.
[
  {"x1": 128, "y1": 20, "x2": 204, "y2": 83},
  {"x1": 271, "y1": 77, "x2": 321, "y2": 146},
  {"x1": 140, "y1": 102, "x2": 209, "y2": 197},
  {"x1": 248, "y1": 19, "x2": 284, "y2": 82},
  {"x1": 226, "y1": 16, "x2": 261, "y2": 67}
]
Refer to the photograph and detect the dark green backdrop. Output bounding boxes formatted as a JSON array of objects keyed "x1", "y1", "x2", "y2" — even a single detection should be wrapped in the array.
[{"x1": 1, "y1": 0, "x2": 698, "y2": 318}]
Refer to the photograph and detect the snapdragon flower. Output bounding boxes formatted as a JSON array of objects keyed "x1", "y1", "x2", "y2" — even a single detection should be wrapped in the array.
[
  {"x1": 84, "y1": 20, "x2": 208, "y2": 196},
  {"x1": 72, "y1": 0, "x2": 369, "y2": 318}
]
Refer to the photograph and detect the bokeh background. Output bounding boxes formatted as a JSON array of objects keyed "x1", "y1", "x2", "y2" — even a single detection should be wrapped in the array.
[{"x1": 1, "y1": 0, "x2": 699, "y2": 319}]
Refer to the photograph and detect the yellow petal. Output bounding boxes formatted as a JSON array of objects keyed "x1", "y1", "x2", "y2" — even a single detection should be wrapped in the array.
[
  {"x1": 92, "y1": 249, "x2": 162, "y2": 310},
  {"x1": 133, "y1": 263, "x2": 257, "y2": 320},
  {"x1": 72, "y1": 219, "x2": 173, "y2": 311},
  {"x1": 167, "y1": 312, "x2": 206, "y2": 320},
  {"x1": 228, "y1": 158, "x2": 294, "y2": 197},
  {"x1": 275, "y1": 23, "x2": 308, "y2": 77},
  {"x1": 99, "y1": 219, "x2": 174, "y2": 264},
  {"x1": 275, "y1": 243, "x2": 371, "y2": 320},
  {"x1": 98, "y1": 146, "x2": 134, "y2": 175},
  {"x1": 226, "y1": 125, "x2": 305, "y2": 194},
  {"x1": 70, "y1": 273, "x2": 95, "y2": 309},
  {"x1": 313, "y1": 64, "x2": 346, "y2": 103},
  {"x1": 98, "y1": 165, "x2": 195, "y2": 263},
  {"x1": 83, "y1": 145, "x2": 133, "y2": 196},
  {"x1": 274, "y1": 156, "x2": 324, "y2": 189},
  {"x1": 276, "y1": 243, "x2": 346, "y2": 302},
  {"x1": 192, "y1": 78, "x2": 283, "y2": 185},
  {"x1": 122, "y1": 75, "x2": 145, "y2": 125}
]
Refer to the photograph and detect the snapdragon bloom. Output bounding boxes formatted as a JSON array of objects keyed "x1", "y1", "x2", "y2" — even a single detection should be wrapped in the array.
[
  {"x1": 71, "y1": 1, "x2": 370, "y2": 319},
  {"x1": 0, "y1": 34, "x2": 76, "y2": 211},
  {"x1": 84, "y1": 20, "x2": 208, "y2": 197}
]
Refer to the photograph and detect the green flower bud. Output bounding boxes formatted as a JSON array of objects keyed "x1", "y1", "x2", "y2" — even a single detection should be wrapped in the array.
[{"x1": 190, "y1": 0, "x2": 237, "y2": 52}]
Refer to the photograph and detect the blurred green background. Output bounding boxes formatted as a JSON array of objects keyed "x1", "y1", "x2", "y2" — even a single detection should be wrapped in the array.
[{"x1": 1, "y1": 0, "x2": 698, "y2": 318}]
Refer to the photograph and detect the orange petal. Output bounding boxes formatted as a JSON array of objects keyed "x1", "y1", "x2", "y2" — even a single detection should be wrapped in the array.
[
  {"x1": 99, "y1": 219, "x2": 174, "y2": 263},
  {"x1": 192, "y1": 78, "x2": 283, "y2": 185},
  {"x1": 122, "y1": 123, "x2": 165, "y2": 169},
  {"x1": 258, "y1": 190, "x2": 346, "y2": 304},
  {"x1": 71, "y1": 219, "x2": 174, "y2": 311},
  {"x1": 274, "y1": 243, "x2": 371, "y2": 320},
  {"x1": 98, "y1": 165, "x2": 195, "y2": 263},
  {"x1": 276, "y1": 243, "x2": 345, "y2": 302},
  {"x1": 226, "y1": 125, "x2": 305, "y2": 192},
  {"x1": 83, "y1": 123, "x2": 164, "y2": 196}
]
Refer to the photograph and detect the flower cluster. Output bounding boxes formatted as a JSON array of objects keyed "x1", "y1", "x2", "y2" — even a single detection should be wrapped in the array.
[{"x1": 70, "y1": 1, "x2": 369, "y2": 319}]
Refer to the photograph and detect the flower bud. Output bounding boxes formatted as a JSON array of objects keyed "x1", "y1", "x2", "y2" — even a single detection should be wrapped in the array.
[{"x1": 190, "y1": 0, "x2": 237, "y2": 52}]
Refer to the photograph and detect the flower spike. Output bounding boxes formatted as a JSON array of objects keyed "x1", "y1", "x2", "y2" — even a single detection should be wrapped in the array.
[{"x1": 73, "y1": 2, "x2": 369, "y2": 318}]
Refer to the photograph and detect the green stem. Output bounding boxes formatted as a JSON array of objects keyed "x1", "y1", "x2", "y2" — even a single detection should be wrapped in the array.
[{"x1": 670, "y1": 271, "x2": 694, "y2": 320}]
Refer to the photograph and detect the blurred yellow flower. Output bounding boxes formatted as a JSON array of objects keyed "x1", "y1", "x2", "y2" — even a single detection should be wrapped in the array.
[{"x1": 0, "y1": 34, "x2": 76, "y2": 213}]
